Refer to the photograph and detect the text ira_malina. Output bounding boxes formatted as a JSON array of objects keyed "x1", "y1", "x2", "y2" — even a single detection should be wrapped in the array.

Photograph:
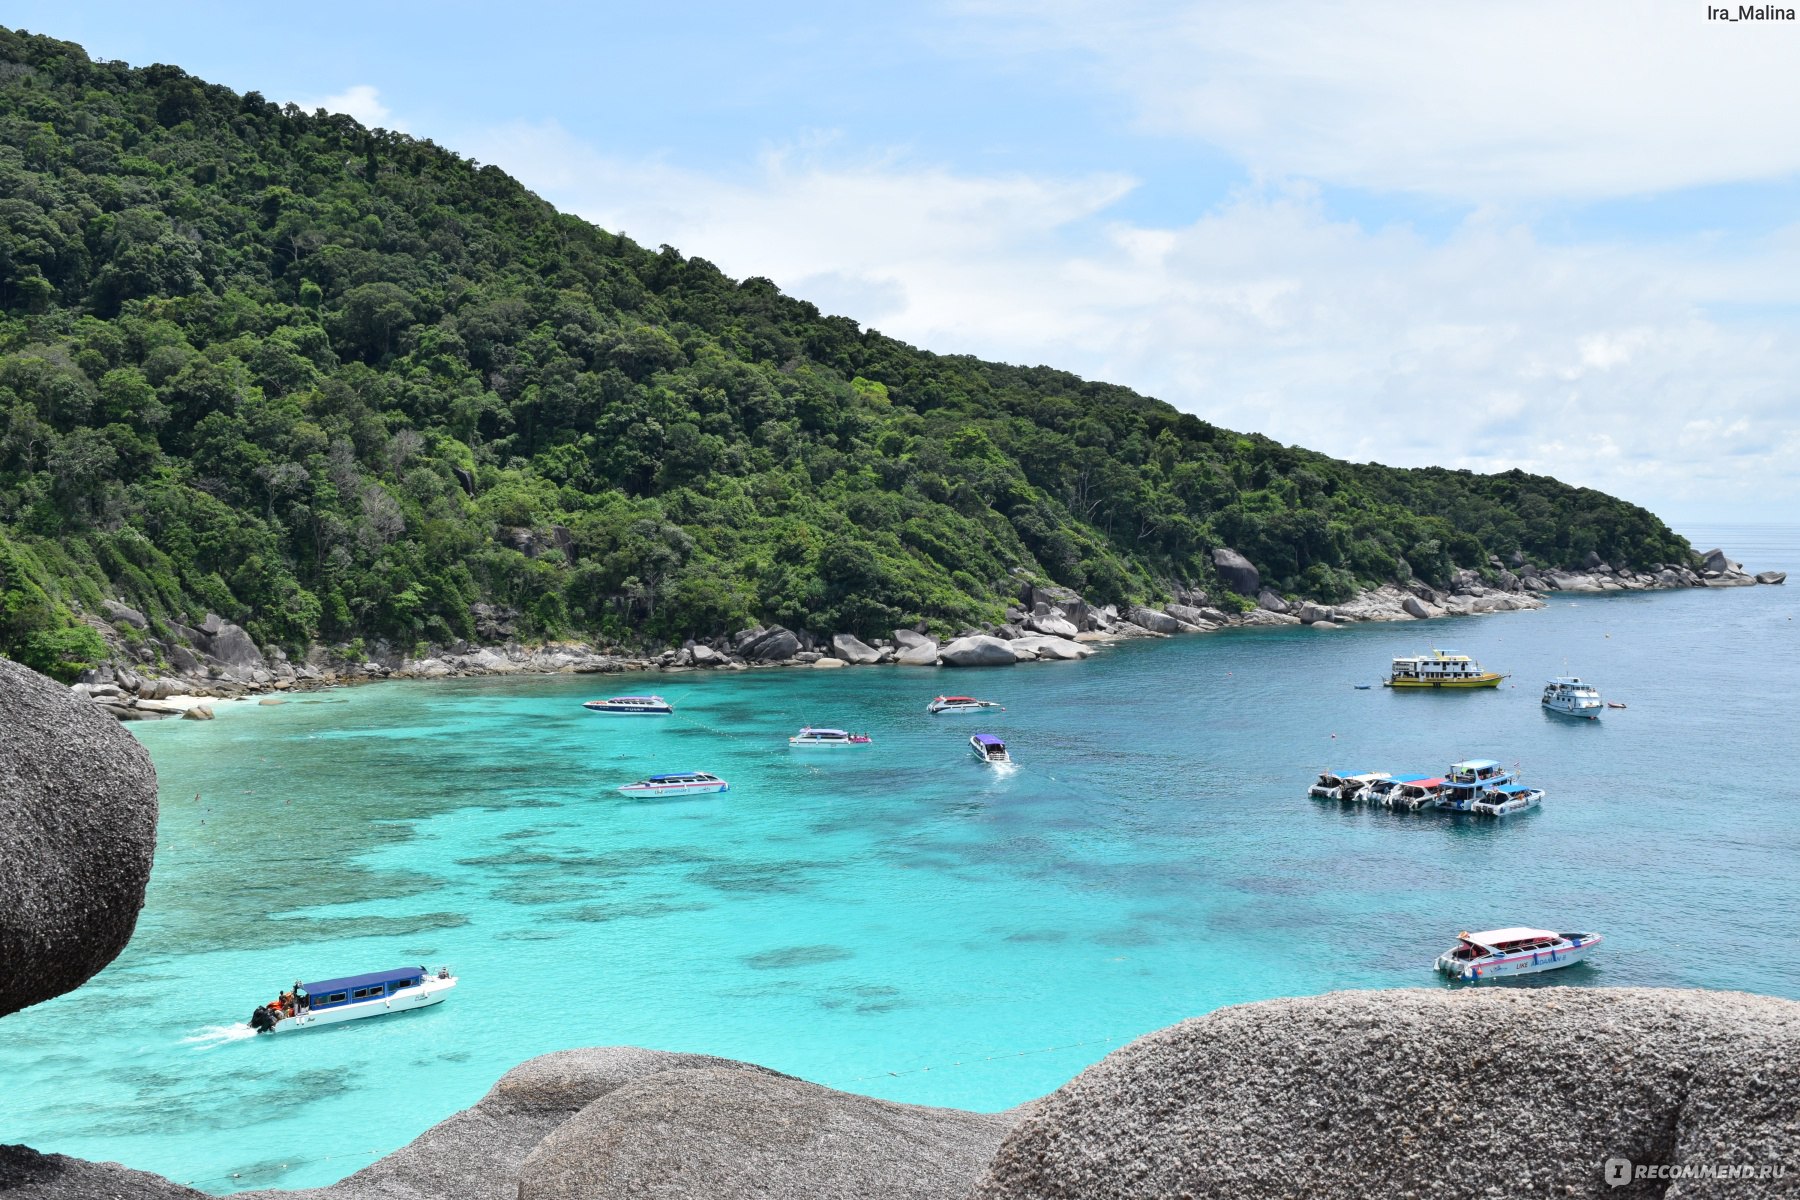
[{"x1": 1708, "y1": 4, "x2": 1795, "y2": 16}]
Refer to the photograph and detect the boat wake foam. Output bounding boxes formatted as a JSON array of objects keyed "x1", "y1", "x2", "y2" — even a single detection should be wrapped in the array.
[{"x1": 182, "y1": 1023, "x2": 258, "y2": 1047}]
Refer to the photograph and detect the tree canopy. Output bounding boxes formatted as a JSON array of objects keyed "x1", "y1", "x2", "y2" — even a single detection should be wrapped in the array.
[{"x1": 0, "y1": 27, "x2": 1694, "y2": 678}]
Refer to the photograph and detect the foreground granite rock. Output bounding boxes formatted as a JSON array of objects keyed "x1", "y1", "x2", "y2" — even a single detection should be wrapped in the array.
[
  {"x1": 973, "y1": 987, "x2": 1800, "y2": 1200},
  {"x1": 0, "y1": 1145, "x2": 204, "y2": 1200},
  {"x1": 0, "y1": 658, "x2": 159, "y2": 1017},
  {"x1": 515, "y1": 1067, "x2": 1016, "y2": 1200}
]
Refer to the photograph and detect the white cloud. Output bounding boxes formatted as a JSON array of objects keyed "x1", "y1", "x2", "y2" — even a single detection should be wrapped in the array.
[
  {"x1": 298, "y1": 84, "x2": 400, "y2": 131},
  {"x1": 957, "y1": 0, "x2": 1800, "y2": 200},
  {"x1": 468, "y1": 123, "x2": 1800, "y2": 519}
]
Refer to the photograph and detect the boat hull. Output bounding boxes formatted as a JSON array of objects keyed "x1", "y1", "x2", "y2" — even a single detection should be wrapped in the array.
[
  {"x1": 1436, "y1": 937, "x2": 1600, "y2": 982},
  {"x1": 266, "y1": 976, "x2": 455, "y2": 1032},
  {"x1": 1543, "y1": 701, "x2": 1602, "y2": 720},
  {"x1": 583, "y1": 706, "x2": 673, "y2": 715},
  {"x1": 1385, "y1": 675, "x2": 1505, "y2": 689},
  {"x1": 617, "y1": 781, "x2": 729, "y2": 796},
  {"x1": 788, "y1": 739, "x2": 870, "y2": 748}
]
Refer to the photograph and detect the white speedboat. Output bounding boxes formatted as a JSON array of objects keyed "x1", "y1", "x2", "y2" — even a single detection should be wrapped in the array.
[
  {"x1": 1542, "y1": 677, "x2": 1603, "y2": 720},
  {"x1": 970, "y1": 734, "x2": 1011, "y2": 764},
  {"x1": 249, "y1": 966, "x2": 455, "y2": 1034},
  {"x1": 1387, "y1": 776, "x2": 1446, "y2": 810},
  {"x1": 617, "y1": 772, "x2": 729, "y2": 797},
  {"x1": 1471, "y1": 782, "x2": 1543, "y2": 816},
  {"x1": 1307, "y1": 770, "x2": 1386, "y2": 801},
  {"x1": 583, "y1": 695, "x2": 674, "y2": 715},
  {"x1": 1435, "y1": 928, "x2": 1601, "y2": 981},
  {"x1": 788, "y1": 727, "x2": 872, "y2": 747},
  {"x1": 1365, "y1": 774, "x2": 1429, "y2": 806},
  {"x1": 928, "y1": 695, "x2": 1004, "y2": 714}
]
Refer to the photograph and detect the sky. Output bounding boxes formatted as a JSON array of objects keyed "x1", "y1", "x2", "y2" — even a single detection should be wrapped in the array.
[{"x1": 12, "y1": 1, "x2": 1800, "y2": 522}]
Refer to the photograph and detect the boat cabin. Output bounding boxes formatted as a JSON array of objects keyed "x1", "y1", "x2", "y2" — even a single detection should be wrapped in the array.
[
  {"x1": 1446, "y1": 927, "x2": 1562, "y2": 960},
  {"x1": 298, "y1": 966, "x2": 428, "y2": 1011},
  {"x1": 1447, "y1": 759, "x2": 1508, "y2": 784},
  {"x1": 1389, "y1": 650, "x2": 1486, "y2": 681},
  {"x1": 1390, "y1": 777, "x2": 1445, "y2": 807},
  {"x1": 971, "y1": 734, "x2": 1011, "y2": 763}
]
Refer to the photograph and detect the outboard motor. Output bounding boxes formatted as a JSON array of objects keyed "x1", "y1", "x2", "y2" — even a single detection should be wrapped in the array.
[{"x1": 249, "y1": 1005, "x2": 276, "y2": 1033}]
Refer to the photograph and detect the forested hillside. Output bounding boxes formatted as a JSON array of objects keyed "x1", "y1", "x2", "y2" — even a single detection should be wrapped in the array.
[{"x1": 0, "y1": 27, "x2": 1693, "y2": 679}]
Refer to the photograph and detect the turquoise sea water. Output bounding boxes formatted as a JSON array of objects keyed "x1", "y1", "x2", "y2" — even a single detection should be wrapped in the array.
[{"x1": 4, "y1": 526, "x2": 1797, "y2": 1192}]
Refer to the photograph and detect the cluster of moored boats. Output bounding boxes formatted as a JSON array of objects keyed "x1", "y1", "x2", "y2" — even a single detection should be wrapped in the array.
[{"x1": 1309, "y1": 759, "x2": 1543, "y2": 817}]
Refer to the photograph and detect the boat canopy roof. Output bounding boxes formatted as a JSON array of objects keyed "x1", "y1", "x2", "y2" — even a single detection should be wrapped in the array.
[
  {"x1": 1389, "y1": 773, "x2": 1431, "y2": 783},
  {"x1": 938, "y1": 696, "x2": 978, "y2": 702},
  {"x1": 1408, "y1": 777, "x2": 1446, "y2": 789},
  {"x1": 648, "y1": 772, "x2": 706, "y2": 781},
  {"x1": 1488, "y1": 783, "x2": 1534, "y2": 794},
  {"x1": 608, "y1": 695, "x2": 665, "y2": 702},
  {"x1": 1461, "y1": 927, "x2": 1556, "y2": 946},
  {"x1": 799, "y1": 727, "x2": 849, "y2": 736},
  {"x1": 1546, "y1": 677, "x2": 1585, "y2": 685},
  {"x1": 300, "y1": 966, "x2": 423, "y2": 995},
  {"x1": 973, "y1": 734, "x2": 1005, "y2": 746},
  {"x1": 1451, "y1": 759, "x2": 1500, "y2": 770}
]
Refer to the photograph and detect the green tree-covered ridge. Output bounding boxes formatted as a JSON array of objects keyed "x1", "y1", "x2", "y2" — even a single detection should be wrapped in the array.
[{"x1": 0, "y1": 28, "x2": 1693, "y2": 678}]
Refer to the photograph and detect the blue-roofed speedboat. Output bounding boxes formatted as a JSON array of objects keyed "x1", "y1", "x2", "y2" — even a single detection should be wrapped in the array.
[
  {"x1": 617, "y1": 772, "x2": 730, "y2": 797},
  {"x1": 1435, "y1": 759, "x2": 1515, "y2": 812},
  {"x1": 583, "y1": 695, "x2": 674, "y2": 715},
  {"x1": 1307, "y1": 770, "x2": 1386, "y2": 801},
  {"x1": 788, "y1": 727, "x2": 871, "y2": 747},
  {"x1": 970, "y1": 733, "x2": 1012, "y2": 765},
  {"x1": 248, "y1": 965, "x2": 455, "y2": 1034},
  {"x1": 1472, "y1": 782, "x2": 1544, "y2": 816}
]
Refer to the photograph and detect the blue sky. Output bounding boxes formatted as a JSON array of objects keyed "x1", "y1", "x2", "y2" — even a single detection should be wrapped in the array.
[{"x1": 14, "y1": 1, "x2": 1800, "y2": 521}]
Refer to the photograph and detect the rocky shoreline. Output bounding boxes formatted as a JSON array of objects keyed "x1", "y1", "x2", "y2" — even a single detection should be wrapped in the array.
[{"x1": 67, "y1": 546, "x2": 1782, "y2": 722}]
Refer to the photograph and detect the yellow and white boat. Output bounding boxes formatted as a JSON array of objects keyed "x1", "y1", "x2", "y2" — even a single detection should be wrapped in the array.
[{"x1": 1384, "y1": 649, "x2": 1505, "y2": 689}]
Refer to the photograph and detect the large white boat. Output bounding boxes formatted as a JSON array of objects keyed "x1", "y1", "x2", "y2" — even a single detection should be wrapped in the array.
[
  {"x1": 970, "y1": 733, "x2": 1012, "y2": 765},
  {"x1": 583, "y1": 695, "x2": 674, "y2": 715},
  {"x1": 788, "y1": 727, "x2": 872, "y2": 748},
  {"x1": 1471, "y1": 782, "x2": 1543, "y2": 816},
  {"x1": 1542, "y1": 677, "x2": 1604, "y2": 720},
  {"x1": 1385, "y1": 650, "x2": 1505, "y2": 689},
  {"x1": 1435, "y1": 928, "x2": 1602, "y2": 981},
  {"x1": 617, "y1": 772, "x2": 730, "y2": 797},
  {"x1": 1435, "y1": 759, "x2": 1515, "y2": 812},
  {"x1": 928, "y1": 695, "x2": 1004, "y2": 714},
  {"x1": 248, "y1": 966, "x2": 455, "y2": 1034}
]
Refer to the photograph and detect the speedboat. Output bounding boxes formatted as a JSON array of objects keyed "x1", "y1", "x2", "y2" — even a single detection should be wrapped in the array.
[
  {"x1": 617, "y1": 772, "x2": 729, "y2": 797},
  {"x1": 1365, "y1": 774, "x2": 1430, "y2": 806},
  {"x1": 788, "y1": 727, "x2": 872, "y2": 747},
  {"x1": 928, "y1": 695, "x2": 1004, "y2": 714},
  {"x1": 1384, "y1": 650, "x2": 1505, "y2": 689},
  {"x1": 1387, "y1": 776, "x2": 1446, "y2": 810},
  {"x1": 1435, "y1": 928, "x2": 1602, "y2": 981},
  {"x1": 1542, "y1": 677, "x2": 1603, "y2": 719},
  {"x1": 1471, "y1": 783, "x2": 1543, "y2": 816},
  {"x1": 1308, "y1": 770, "x2": 1385, "y2": 801},
  {"x1": 248, "y1": 965, "x2": 455, "y2": 1034},
  {"x1": 1336, "y1": 771, "x2": 1390, "y2": 803},
  {"x1": 970, "y1": 734, "x2": 1012, "y2": 764},
  {"x1": 583, "y1": 695, "x2": 674, "y2": 715},
  {"x1": 1435, "y1": 759, "x2": 1515, "y2": 812}
]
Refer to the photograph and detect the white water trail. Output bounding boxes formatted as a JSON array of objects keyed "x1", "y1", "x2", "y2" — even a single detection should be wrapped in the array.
[{"x1": 182, "y1": 1023, "x2": 258, "y2": 1048}]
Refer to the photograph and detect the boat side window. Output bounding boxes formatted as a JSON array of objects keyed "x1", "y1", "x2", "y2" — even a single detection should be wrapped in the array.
[
  {"x1": 392, "y1": 978, "x2": 416, "y2": 991},
  {"x1": 326, "y1": 992, "x2": 347, "y2": 1005}
]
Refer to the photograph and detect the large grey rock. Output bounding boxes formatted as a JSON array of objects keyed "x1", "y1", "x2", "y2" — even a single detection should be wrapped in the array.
[
  {"x1": 1295, "y1": 602, "x2": 1334, "y2": 624},
  {"x1": 741, "y1": 626, "x2": 802, "y2": 662},
  {"x1": 1701, "y1": 548, "x2": 1742, "y2": 575},
  {"x1": 1211, "y1": 547, "x2": 1259, "y2": 596},
  {"x1": 938, "y1": 635, "x2": 1017, "y2": 667},
  {"x1": 100, "y1": 599, "x2": 148, "y2": 630},
  {"x1": 245, "y1": 1048, "x2": 776, "y2": 1200},
  {"x1": 0, "y1": 1145, "x2": 205, "y2": 1199},
  {"x1": 892, "y1": 629, "x2": 934, "y2": 651},
  {"x1": 1401, "y1": 595, "x2": 1433, "y2": 620},
  {"x1": 516, "y1": 1067, "x2": 1015, "y2": 1200},
  {"x1": 894, "y1": 637, "x2": 941, "y2": 666},
  {"x1": 1010, "y1": 635, "x2": 1094, "y2": 660},
  {"x1": 1757, "y1": 570, "x2": 1786, "y2": 585},
  {"x1": 974, "y1": 988, "x2": 1800, "y2": 1200},
  {"x1": 830, "y1": 633, "x2": 882, "y2": 665},
  {"x1": 1163, "y1": 604, "x2": 1214, "y2": 628},
  {"x1": 1255, "y1": 588, "x2": 1288, "y2": 614},
  {"x1": 1127, "y1": 606, "x2": 1181, "y2": 635},
  {"x1": 0, "y1": 659, "x2": 159, "y2": 1017},
  {"x1": 1024, "y1": 608, "x2": 1079, "y2": 638}
]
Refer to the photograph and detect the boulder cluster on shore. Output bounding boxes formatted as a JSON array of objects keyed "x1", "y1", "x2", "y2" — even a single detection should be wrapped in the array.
[
  {"x1": 6, "y1": 641, "x2": 1800, "y2": 1199},
  {"x1": 63, "y1": 546, "x2": 1783, "y2": 722}
]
